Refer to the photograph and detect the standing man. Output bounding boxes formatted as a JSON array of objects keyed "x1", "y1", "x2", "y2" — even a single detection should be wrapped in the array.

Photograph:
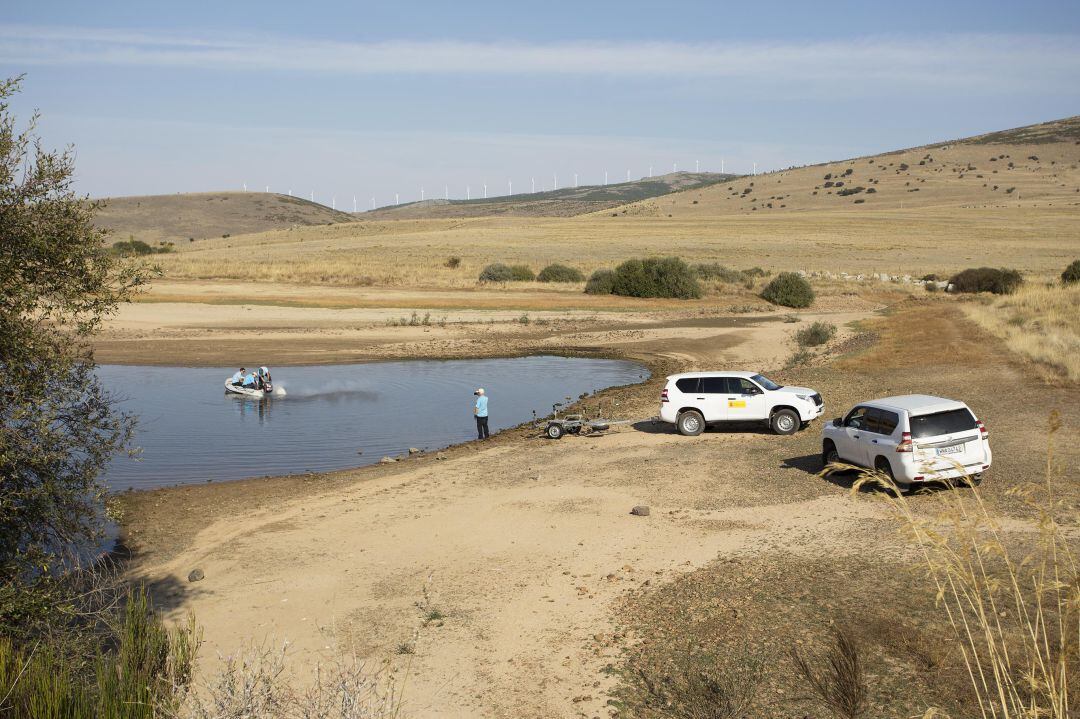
[{"x1": 473, "y1": 388, "x2": 489, "y2": 440}]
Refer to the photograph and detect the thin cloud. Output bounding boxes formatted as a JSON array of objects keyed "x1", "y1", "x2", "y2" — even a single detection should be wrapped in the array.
[{"x1": 0, "y1": 25, "x2": 1077, "y2": 91}]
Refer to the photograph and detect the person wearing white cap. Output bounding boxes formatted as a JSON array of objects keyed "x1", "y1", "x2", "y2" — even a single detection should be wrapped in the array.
[{"x1": 473, "y1": 387, "x2": 489, "y2": 439}]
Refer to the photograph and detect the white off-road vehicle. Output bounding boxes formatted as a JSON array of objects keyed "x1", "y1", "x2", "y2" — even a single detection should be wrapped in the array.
[
  {"x1": 821, "y1": 395, "x2": 992, "y2": 490},
  {"x1": 659, "y1": 371, "x2": 825, "y2": 436}
]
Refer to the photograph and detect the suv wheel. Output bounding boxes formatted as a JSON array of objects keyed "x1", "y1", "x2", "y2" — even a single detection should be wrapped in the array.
[
  {"x1": 677, "y1": 410, "x2": 705, "y2": 436},
  {"x1": 770, "y1": 409, "x2": 799, "y2": 435},
  {"x1": 822, "y1": 441, "x2": 839, "y2": 469}
]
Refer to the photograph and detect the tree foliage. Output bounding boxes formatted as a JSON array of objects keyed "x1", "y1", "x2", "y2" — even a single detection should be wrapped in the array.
[
  {"x1": 761, "y1": 272, "x2": 815, "y2": 308},
  {"x1": 948, "y1": 267, "x2": 1023, "y2": 295},
  {"x1": 0, "y1": 76, "x2": 149, "y2": 627}
]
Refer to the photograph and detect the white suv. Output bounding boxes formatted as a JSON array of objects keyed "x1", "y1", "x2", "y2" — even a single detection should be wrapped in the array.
[
  {"x1": 821, "y1": 395, "x2": 992, "y2": 489},
  {"x1": 659, "y1": 371, "x2": 825, "y2": 436}
]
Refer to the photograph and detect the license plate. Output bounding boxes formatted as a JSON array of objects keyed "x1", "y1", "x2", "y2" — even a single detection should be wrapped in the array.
[{"x1": 937, "y1": 444, "x2": 964, "y2": 456}]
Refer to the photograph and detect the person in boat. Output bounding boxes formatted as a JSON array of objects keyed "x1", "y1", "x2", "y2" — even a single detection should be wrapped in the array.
[
  {"x1": 230, "y1": 367, "x2": 247, "y2": 386},
  {"x1": 258, "y1": 366, "x2": 271, "y2": 390},
  {"x1": 242, "y1": 371, "x2": 259, "y2": 389}
]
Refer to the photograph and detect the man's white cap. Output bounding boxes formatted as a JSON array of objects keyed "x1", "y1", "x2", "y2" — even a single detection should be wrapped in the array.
[{"x1": 476, "y1": 388, "x2": 485, "y2": 395}]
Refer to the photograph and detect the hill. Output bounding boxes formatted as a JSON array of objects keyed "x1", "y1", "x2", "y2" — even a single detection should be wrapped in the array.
[
  {"x1": 359, "y1": 172, "x2": 735, "y2": 219},
  {"x1": 93, "y1": 192, "x2": 356, "y2": 245},
  {"x1": 617, "y1": 116, "x2": 1080, "y2": 218}
]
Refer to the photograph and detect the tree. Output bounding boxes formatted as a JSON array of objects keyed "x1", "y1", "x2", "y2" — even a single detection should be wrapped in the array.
[{"x1": 0, "y1": 76, "x2": 149, "y2": 629}]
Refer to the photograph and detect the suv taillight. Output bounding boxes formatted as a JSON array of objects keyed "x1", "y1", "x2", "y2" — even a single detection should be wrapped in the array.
[
  {"x1": 977, "y1": 420, "x2": 988, "y2": 440},
  {"x1": 660, "y1": 388, "x2": 669, "y2": 403},
  {"x1": 896, "y1": 431, "x2": 913, "y2": 453}
]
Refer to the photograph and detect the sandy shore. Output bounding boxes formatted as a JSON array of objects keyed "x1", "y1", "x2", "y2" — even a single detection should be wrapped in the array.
[{"x1": 112, "y1": 295, "x2": 886, "y2": 718}]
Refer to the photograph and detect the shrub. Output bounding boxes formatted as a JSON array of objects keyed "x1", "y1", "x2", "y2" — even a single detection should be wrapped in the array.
[
  {"x1": 537, "y1": 263, "x2": 584, "y2": 282},
  {"x1": 509, "y1": 265, "x2": 535, "y2": 281},
  {"x1": 445, "y1": 256, "x2": 461, "y2": 269},
  {"x1": 610, "y1": 257, "x2": 703, "y2": 299},
  {"x1": 836, "y1": 186, "x2": 864, "y2": 196},
  {"x1": 694, "y1": 262, "x2": 743, "y2": 283},
  {"x1": 796, "y1": 321, "x2": 836, "y2": 347},
  {"x1": 1061, "y1": 259, "x2": 1080, "y2": 285},
  {"x1": 949, "y1": 267, "x2": 1023, "y2": 295},
  {"x1": 478, "y1": 263, "x2": 514, "y2": 282},
  {"x1": 742, "y1": 267, "x2": 769, "y2": 278},
  {"x1": 761, "y1": 272, "x2": 815, "y2": 308},
  {"x1": 584, "y1": 269, "x2": 616, "y2": 295},
  {"x1": 110, "y1": 239, "x2": 173, "y2": 256}
]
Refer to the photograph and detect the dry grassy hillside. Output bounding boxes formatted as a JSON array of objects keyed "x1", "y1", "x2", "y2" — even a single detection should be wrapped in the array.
[
  {"x1": 94, "y1": 192, "x2": 356, "y2": 244},
  {"x1": 142, "y1": 116, "x2": 1080, "y2": 291},
  {"x1": 359, "y1": 172, "x2": 733, "y2": 220},
  {"x1": 620, "y1": 116, "x2": 1080, "y2": 218}
]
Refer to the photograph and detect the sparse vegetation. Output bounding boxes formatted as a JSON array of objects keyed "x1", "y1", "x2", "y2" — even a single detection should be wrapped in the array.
[
  {"x1": 509, "y1": 264, "x2": 535, "y2": 281},
  {"x1": 111, "y1": 238, "x2": 174, "y2": 256},
  {"x1": 796, "y1": 321, "x2": 836, "y2": 347},
  {"x1": 948, "y1": 266, "x2": 1023, "y2": 295},
  {"x1": 791, "y1": 626, "x2": 867, "y2": 719},
  {"x1": 445, "y1": 255, "x2": 461, "y2": 269},
  {"x1": 761, "y1": 272, "x2": 815, "y2": 308},
  {"x1": 536, "y1": 263, "x2": 584, "y2": 282}
]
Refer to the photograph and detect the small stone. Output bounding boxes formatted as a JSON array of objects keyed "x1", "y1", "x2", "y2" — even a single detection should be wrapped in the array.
[
  {"x1": 630, "y1": 505, "x2": 650, "y2": 516},
  {"x1": 408, "y1": 447, "x2": 421, "y2": 454},
  {"x1": 380, "y1": 456, "x2": 396, "y2": 464},
  {"x1": 187, "y1": 568, "x2": 204, "y2": 582}
]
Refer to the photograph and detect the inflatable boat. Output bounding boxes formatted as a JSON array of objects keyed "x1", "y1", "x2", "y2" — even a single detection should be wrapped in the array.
[{"x1": 224, "y1": 366, "x2": 282, "y2": 398}]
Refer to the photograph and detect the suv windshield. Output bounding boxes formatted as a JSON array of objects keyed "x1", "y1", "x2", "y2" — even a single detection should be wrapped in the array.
[
  {"x1": 751, "y1": 374, "x2": 782, "y2": 391},
  {"x1": 909, "y1": 408, "x2": 977, "y2": 438}
]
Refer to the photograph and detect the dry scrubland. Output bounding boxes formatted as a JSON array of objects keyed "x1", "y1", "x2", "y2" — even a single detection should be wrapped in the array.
[{"x1": 145, "y1": 117, "x2": 1080, "y2": 290}]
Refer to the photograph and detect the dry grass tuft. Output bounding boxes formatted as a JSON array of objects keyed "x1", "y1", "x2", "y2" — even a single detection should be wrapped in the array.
[
  {"x1": 964, "y1": 282, "x2": 1080, "y2": 381},
  {"x1": 791, "y1": 625, "x2": 868, "y2": 719},
  {"x1": 829, "y1": 410, "x2": 1078, "y2": 718},
  {"x1": 179, "y1": 643, "x2": 404, "y2": 719}
]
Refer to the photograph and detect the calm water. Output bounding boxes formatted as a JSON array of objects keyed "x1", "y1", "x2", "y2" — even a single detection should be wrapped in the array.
[{"x1": 99, "y1": 356, "x2": 647, "y2": 491}]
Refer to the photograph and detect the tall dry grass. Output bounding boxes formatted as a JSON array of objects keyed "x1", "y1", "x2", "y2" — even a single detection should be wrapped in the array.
[
  {"x1": 964, "y1": 283, "x2": 1080, "y2": 381},
  {"x1": 834, "y1": 411, "x2": 1077, "y2": 718}
]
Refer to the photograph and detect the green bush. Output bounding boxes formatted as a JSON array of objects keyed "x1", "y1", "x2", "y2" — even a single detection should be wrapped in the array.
[
  {"x1": 110, "y1": 239, "x2": 173, "y2": 256},
  {"x1": 693, "y1": 262, "x2": 743, "y2": 283},
  {"x1": 610, "y1": 257, "x2": 703, "y2": 299},
  {"x1": 948, "y1": 267, "x2": 1023, "y2": 295},
  {"x1": 761, "y1": 272, "x2": 815, "y2": 308},
  {"x1": 0, "y1": 589, "x2": 197, "y2": 718},
  {"x1": 795, "y1": 321, "x2": 836, "y2": 347},
  {"x1": 537, "y1": 263, "x2": 584, "y2": 282},
  {"x1": 478, "y1": 263, "x2": 514, "y2": 282},
  {"x1": 584, "y1": 269, "x2": 616, "y2": 295},
  {"x1": 1061, "y1": 259, "x2": 1080, "y2": 285},
  {"x1": 509, "y1": 265, "x2": 535, "y2": 281}
]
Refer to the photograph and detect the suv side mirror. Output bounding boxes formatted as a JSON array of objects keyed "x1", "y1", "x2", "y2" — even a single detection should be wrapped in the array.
[
  {"x1": 745, "y1": 386, "x2": 763, "y2": 395},
  {"x1": 832, "y1": 417, "x2": 842, "y2": 427}
]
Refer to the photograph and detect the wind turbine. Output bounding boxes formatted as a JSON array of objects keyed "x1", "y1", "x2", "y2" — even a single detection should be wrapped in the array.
[
  {"x1": 531, "y1": 177, "x2": 535, "y2": 193},
  {"x1": 421, "y1": 186, "x2": 425, "y2": 201},
  {"x1": 243, "y1": 182, "x2": 247, "y2": 192},
  {"x1": 483, "y1": 182, "x2": 487, "y2": 199},
  {"x1": 604, "y1": 170, "x2": 608, "y2": 186},
  {"x1": 265, "y1": 185, "x2": 269, "y2": 193},
  {"x1": 466, "y1": 185, "x2": 471, "y2": 200},
  {"x1": 673, "y1": 162, "x2": 677, "y2": 173},
  {"x1": 310, "y1": 191, "x2": 314, "y2": 202},
  {"x1": 626, "y1": 169, "x2": 630, "y2": 182},
  {"x1": 332, "y1": 196, "x2": 336, "y2": 210},
  {"x1": 721, "y1": 156, "x2": 724, "y2": 173},
  {"x1": 553, "y1": 173, "x2": 557, "y2": 191},
  {"x1": 695, "y1": 159, "x2": 700, "y2": 172},
  {"x1": 752, "y1": 162, "x2": 757, "y2": 176},
  {"x1": 353, "y1": 196, "x2": 357, "y2": 212},
  {"x1": 445, "y1": 185, "x2": 449, "y2": 200},
  {"x1": 648, "y1": 165, "x2": 653, "y2": 178},
  {"x1": 288, "y1": 189, "x2": 292, "y2": 196},
  {"x1": 508, "y1": 179, "x2": 512, "y2": 195},
  {"x1": 395, "y1": 193, "x2": 399, "y2": 205},
  {"x1": 371, "y1": 197, "x2": 376, "y2": 210},
  {"x1": 573, "y1": 172, "x2": 578, "y2": 188}
]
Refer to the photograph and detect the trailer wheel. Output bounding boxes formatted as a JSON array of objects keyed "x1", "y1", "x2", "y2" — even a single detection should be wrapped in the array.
[{"x1": 546, "y1": 423, "x2": 564, "y2": 439}]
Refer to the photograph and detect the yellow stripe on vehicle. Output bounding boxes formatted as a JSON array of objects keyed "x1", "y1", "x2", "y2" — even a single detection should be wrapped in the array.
[{"x1": 728, "y1": 400, "x2": 746, "y2": 408}]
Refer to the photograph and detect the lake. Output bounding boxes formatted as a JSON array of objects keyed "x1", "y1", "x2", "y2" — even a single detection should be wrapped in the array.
[{"x1": 99, "y1": 356, "x2": 648, "y2": 491}]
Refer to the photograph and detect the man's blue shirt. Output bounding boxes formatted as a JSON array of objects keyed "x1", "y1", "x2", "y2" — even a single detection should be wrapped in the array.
[{"x1": 475, "y1": 395, "x2": 489, "y2": 417}]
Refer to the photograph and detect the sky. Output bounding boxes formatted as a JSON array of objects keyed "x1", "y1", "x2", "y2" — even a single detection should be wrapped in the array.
[{"x1": 2, "y1": 0, "x2": 1079, "y2": 207}]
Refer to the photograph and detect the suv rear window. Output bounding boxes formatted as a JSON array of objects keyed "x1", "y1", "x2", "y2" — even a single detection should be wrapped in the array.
[
  {"x1": 675, "y1": 378, "x2": 700, "y2": 393},
  {"x1": 909, "y1": 408, "x2": 977, "y2": 438}
]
